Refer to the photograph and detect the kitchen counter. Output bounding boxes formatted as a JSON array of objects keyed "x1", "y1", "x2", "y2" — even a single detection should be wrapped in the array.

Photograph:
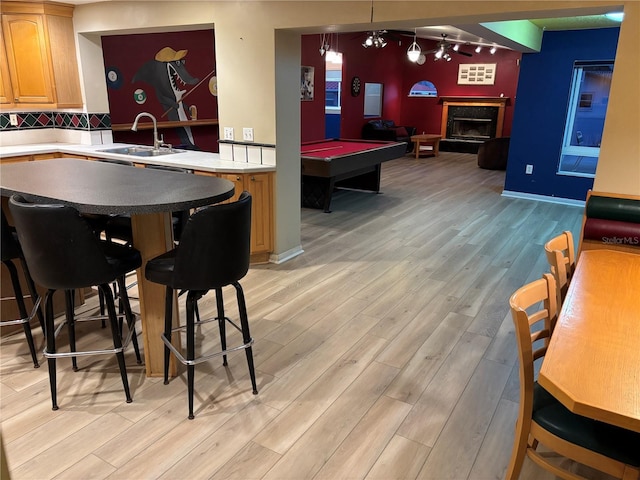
[{"x1": 0, "y1": 143, "x2": 276, "y2": 174}]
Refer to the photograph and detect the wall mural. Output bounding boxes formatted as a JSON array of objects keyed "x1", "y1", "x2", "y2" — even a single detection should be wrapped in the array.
[{"x1": 102, "y1": 29, "x2": 218, "y2": 151}]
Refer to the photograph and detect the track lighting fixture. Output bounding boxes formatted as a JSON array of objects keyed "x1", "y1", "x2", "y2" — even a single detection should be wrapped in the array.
[
  {"x1": 452, "y1": 44, "x2": 460, "y2": 52},
  {"x1": 475, "y1": 45, "x2": 482, "y2": 54},
  {"x1": 489, "y1": 46, "x2": 497, "y2": 55}
]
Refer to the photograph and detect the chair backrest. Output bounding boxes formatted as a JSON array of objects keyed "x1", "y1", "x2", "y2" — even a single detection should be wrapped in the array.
[
  {"x1": 509, "y1": 273, "x2": 558, "y2": 414},
  {"x1": 8, "y1": 195, "x2": 119, "y2": 290},
  {"x1": 1, "y1": 210, "x2": 21, "y2": 262},
  {"x1": 172, "y1": 191, "x2": 252, "y2": 290},
  {"x1": 544, "y1": 230, "x2": 576, "y2": 304}
]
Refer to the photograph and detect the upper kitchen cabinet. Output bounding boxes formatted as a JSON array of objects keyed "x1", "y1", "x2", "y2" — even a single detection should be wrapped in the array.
[{"x1": 0, "y1": 1, "x2": 82, "y2": 109}]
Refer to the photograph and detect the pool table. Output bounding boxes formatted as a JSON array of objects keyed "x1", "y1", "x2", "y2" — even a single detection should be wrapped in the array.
[{"x1": 301, "y1": 138, "x2": 406, "y2": 212}]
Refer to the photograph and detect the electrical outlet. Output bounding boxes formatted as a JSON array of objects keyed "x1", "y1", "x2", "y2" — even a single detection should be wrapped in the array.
[
  {"x1": 525, "y1": 164, "x2": 533, "y2": 174},
  {"x1": 223, "y1": 127, "x2": 234, "y2": 141},
  {"x1": 9, "y1": 114, "x2": 18, "y2": 126},
  {"x1": 243, "y1": 127, "x2": 254, "y2": 142}
]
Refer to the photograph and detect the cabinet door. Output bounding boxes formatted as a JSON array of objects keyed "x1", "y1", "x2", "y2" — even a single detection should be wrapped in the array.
[
  {"x1": 2, "y1": 14, "x2": 55, "y2": 104},
  {"x1": 0, "y1": 26, "x2": 14, "y2": 105},
  {"x1": 245, "y1": 173, "x2": 273, "y2": 255},
  {"x1": 217, "y1": 173, "x2": 245, "y2": 202}
]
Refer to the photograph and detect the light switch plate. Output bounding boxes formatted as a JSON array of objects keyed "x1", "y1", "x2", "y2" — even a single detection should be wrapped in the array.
[
  {"x1": 9, "y1": 114, "x2": 18, "y2": 126},
  {"x1": 243, "y1": 128, "x2": 254, "y2": 142},
  {"x1": 223, "y1": 127, "x2": 234, "y2": 141}
]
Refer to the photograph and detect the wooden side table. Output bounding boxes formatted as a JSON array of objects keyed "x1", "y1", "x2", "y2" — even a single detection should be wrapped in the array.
[{"x1": 410, "y1": 134, "x2": 442, "y2": 158}]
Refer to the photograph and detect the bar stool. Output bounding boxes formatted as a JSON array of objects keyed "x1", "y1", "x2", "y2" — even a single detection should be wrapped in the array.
[
  {"x1": 9, "y1": 195, "x2": 142, "y2": 410},
  {"x1": 1, "y1": 211, "x2": 44, "y2": 368},
  {"x1": 145, "y1": 192, "x2": 258, "y2": 419}
]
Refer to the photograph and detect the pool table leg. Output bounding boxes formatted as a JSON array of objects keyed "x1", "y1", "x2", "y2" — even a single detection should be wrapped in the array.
[{"x1": 323, "y1": 178, "x2": 336, "y2": 213}]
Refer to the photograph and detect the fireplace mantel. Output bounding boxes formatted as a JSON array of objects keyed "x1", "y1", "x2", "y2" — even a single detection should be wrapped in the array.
[
  {"x1": 439, "y1": 96, "x2": 509, "y2": 104},
  {"x1": 440, "y1": 96, "x2": 509, "y2": 139}
]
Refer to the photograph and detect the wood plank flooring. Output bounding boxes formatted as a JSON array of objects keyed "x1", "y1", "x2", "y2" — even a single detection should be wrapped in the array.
[{"x1": 2, "y1": 152, "x2": 596, "y2": 479}]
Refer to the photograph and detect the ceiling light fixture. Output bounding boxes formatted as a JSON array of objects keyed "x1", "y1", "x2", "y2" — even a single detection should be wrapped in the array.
[
  {"x1": 407, "y1": 30, "x2": 421, "y2": 62},
  {"x1": 452, "y1": 44, "x2": 460, "y2": 52},
  {"x1": 363, "y1": 31, "x2": 387, "y2": 48},
  {"x1": 475, "y1": 45, "x2": 482, "y2": 54},
  {"x1": 489, "y1": 46, "x2": 497, "y2": 55}
]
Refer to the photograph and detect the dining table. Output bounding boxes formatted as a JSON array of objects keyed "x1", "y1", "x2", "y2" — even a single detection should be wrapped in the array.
[
  {"x1": 539, "y1": 249, "x2": 640, "y2": 433},
  {"x1": 0, "y1": 158, "x2": 235, "y2": 377}
]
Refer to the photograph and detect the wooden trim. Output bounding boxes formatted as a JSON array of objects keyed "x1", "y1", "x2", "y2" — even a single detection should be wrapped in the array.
[
  {"x1": 111, "y1": 119, "x2": 219, "y2": 131},
  {"x1": 0, "y1": 2, "x2": 73, "y2": 16},
  {"x1": 439, "y1": 97, "x2": 508, "y2": 139}
]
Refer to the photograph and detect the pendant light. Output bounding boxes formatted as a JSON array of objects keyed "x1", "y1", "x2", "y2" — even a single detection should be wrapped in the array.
[{"x1": 407, "y1": 30, "x2": 421, "y2": 63}]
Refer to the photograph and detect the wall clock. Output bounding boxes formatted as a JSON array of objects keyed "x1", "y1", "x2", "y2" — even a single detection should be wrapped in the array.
[{"x1": 351, "y1": 76, "x2": 361, "y2": 96}]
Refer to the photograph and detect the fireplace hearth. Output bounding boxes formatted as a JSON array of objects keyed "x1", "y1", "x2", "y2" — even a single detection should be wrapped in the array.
[{"x1": 439, "y1": 97, "x2": 508, "y2": 153}]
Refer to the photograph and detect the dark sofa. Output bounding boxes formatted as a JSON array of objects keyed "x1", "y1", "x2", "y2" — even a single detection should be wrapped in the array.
[{"x1": 362, "y1": 120, "x2": 416, "y2": 152}]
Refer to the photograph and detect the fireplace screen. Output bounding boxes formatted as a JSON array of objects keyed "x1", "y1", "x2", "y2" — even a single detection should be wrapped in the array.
[{"x1": 445, "y1": 106, "x2": 499, "y2": 141}]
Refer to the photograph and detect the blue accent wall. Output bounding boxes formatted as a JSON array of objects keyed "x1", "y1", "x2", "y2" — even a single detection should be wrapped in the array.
[
  {"x1": 504, "y1": 28, "x2": 620, "y2": 201},
  {"x1": 325, "y1": 113, "x2": 341, "y2": 139}
]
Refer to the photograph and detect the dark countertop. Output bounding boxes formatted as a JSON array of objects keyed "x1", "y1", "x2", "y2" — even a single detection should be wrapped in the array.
[{"x1": 1, "y1": 158, "x2": 234, "y2": 215}]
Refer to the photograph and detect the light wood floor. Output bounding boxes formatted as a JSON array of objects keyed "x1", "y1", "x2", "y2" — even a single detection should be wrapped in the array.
[{"x1": 2, "y1": 152, "x2": 593, "y2": 480}]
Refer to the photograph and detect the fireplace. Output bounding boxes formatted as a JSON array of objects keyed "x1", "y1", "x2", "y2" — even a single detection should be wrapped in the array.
[{"x1": 439, "y1": 97, "x2": 508, "y2": 153}]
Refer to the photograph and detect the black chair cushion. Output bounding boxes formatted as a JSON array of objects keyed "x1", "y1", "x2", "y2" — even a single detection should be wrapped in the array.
[
  {"x1": 533, "y1": 383, "x2": 640, "y2": 466},
  {"x1": 144, "y1": 249, "x2": 177, "y2": 286},
  {"x1": 100, "y1": 241, "x2": 142, "y2": 275}
]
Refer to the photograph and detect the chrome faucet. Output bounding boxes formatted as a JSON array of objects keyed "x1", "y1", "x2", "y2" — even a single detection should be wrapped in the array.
[{"x1": 132, "y1": 112, "x2": 163, "y2": 151}]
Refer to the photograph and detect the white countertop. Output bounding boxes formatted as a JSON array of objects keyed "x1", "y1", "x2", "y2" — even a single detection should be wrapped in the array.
[{"x1": 0, "y1": 143, "x2": 276, "y2": 174}]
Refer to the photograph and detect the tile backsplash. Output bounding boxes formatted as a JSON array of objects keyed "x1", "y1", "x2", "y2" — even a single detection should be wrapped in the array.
[{"x1": 0, "y1": 112, "x2": 111, "y2": 131}]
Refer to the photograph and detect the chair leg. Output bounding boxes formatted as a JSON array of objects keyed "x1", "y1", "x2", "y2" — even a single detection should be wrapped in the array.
[
  {"x1": 19, "y1": 257, "x2": 44, "y2": 331},
  {"x1": 234, "y1": 283, "x2": 258, "y2": 395},
  {"x1": 64, "y1": 290, "x2": 79, "y2": 372},
  {"x1": 215, "y1": 288, "x2": 228, "y2": 366},
  {"x1": 100, "y1": 284, "x2": 132, "y2": 404},
  {"x1": 186, "y1": 291, "x2": 197, "y2": 419},
  {"x1": 505, "y1": 416, "x2": 529, "y2": 480},
  {"x1": 116, "y1": 276, "x2": 142, "y2": 365},
  {"x1": 4, "y1": 259, "x2": 39, "y2": 368},
  {"x1": 163, "y1": 287, "x2": 174, "y2": 385},
  {"x1": 44, "y1": 290, "x2": 58, "y2": 410}
]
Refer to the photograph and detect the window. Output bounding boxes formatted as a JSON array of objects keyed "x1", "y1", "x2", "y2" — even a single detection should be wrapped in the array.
[
  {"x1": 364, "y1": 82, "x2": 383, "y2": 117},
  {"x1": 325, "y1": 53, "x2": 342, "y2": 113},
  {"x1": 558, "y1": 61, "x2": 614, "y2": 177},
  {"x1": 409, "y1": 80, "x2": 438, "y2": 97}
]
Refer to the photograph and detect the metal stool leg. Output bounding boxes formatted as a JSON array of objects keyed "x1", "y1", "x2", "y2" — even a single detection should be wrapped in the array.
[
  {"x1": 18, "y1": 257, "x2": 44, "y2": 331},
  {"x1": 215, "y1": 287, "x2": 228, "y2": 366},
  {"x1": 234, "y1": 283, "x2": 258, "y2": 395},
  {"x1": 101, "y1": 284, "x2": 132, "y2": 403},
  {"x1": 163, "y1": 287, "x2": 173, "y2": 385},
  {"x1": 64, "y1": 290, "x2": 79, "y2": 372},
  {"x1": 116, "y1": 276, "x2": 142, "y2": 365},
  {"x1": 3, "y1": 259, "x2": 39, "y2": 368},
  {"x1": 186, "y1": 292, "x2": 197, "y2": 420},
  {"x1": 44, "y1": 290, "x2": 58, "y2": 410}
]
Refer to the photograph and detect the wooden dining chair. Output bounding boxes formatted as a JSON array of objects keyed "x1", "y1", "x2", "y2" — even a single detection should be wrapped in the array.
[
  {"x1": 544, "y1": 230, "x2": 576, "y2": 305},
  {"x1": 506, "y1": 273, "x2": 640, "y2": 480}
]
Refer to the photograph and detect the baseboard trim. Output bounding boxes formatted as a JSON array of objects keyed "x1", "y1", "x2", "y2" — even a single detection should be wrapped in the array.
[
  {"x1": 501, "y1": 190, "x2": 585, "y2": 207},
  {"x1": 269, "y1": 245, "x2": 304, "y2": 264}
]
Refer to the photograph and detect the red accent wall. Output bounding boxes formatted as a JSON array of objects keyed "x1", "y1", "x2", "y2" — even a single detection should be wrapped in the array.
[
  {"x1": 102, "y1": 30, "x2": 219, "y2": 151},
  {"x1": 301, "y1": 33, "x2": 521, "y2": 140}
]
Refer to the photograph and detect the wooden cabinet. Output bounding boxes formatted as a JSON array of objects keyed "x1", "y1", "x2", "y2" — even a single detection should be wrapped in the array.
[
  {"x1": 196, "y1": 171, "x2": 274, "y2": 263},
  {"x1": 0, "y1": 2, "x2": 82, "y2": 108}
]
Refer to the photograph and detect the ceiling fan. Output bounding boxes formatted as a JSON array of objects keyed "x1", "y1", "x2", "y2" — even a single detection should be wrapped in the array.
[
  {"x1": 360, "y1": 29, "x2": 415, "y2": 48},
  {"x1": 423, "y1": 34, "x2": 473, "y2": 61}
]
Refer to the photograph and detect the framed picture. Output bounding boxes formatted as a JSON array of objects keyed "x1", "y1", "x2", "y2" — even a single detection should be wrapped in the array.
[{"x1": 301, "y1": 66, "x2": 314, "y2": 101}]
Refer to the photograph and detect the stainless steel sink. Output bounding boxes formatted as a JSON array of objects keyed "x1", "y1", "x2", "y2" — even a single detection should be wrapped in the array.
[{"x1": 99, "y1": 146, "x2": 185, "y2": 157}]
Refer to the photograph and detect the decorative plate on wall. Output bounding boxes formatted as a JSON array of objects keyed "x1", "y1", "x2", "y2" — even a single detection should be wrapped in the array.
[{"x1": 351, "y1": 76, "x2": 361, "y2": 96}]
